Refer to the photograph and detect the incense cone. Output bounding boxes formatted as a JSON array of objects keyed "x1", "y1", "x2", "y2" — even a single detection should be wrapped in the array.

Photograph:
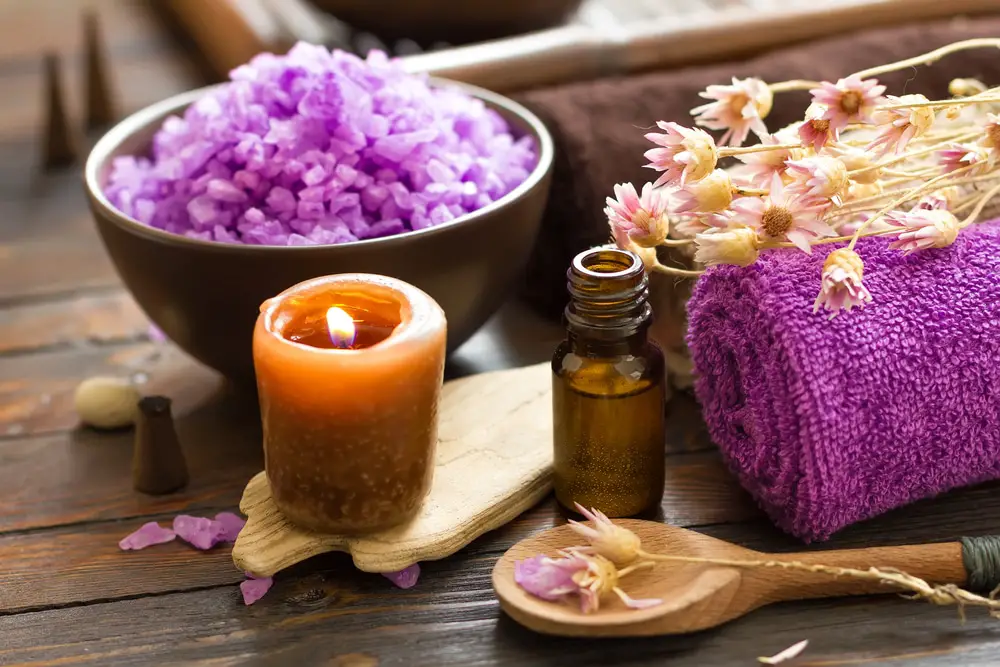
[
  {"x1": 83, "y1": 10, "x2": 117, "y2": 130},
  {"x1": 132, "y1": 396, "x2": 189, "y2": 495},
  {"x1": 41, "y1": 53, "x2": 77, "y2": 169}
]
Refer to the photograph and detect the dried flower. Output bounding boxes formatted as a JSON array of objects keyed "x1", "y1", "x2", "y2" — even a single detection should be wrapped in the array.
[
  {"x1": 514, "y1": 551, "x2": 657, "y2": 614},
  {"x1": 731, "y1": 173, "x2": 834, "y2": 253},
  {"x1": 690, "y1": 76, "x2": 773, "y2": 146},
  {"x1": 605, "y1": 182, "x2": 670, "y2": 248},
  {"x1": 915, "y1": 187, "x2": 962, "y2": 211},
  {"x1": 981, "y1": 113, "x2": 1000, "y2": 153},
  {"x1": 810, "y1": 75, "x2": 885, "y2": 133},
  {"x1": 672, "y1": 169, "x2": 734, "y2": 214},
  {"x1": 868, "y1": 94, "x2": 936, "y2": 155},
  {"x1": 785, "y1": 156, "x2": 849, "y2": 203},
  {"x1": 693, "y1": 227, "x2": 760, "y2": 267},
  {"x1": 845, "y1": 181, "x2": 884, "y2": 204},
  {"x1": 826, "y1": 143, "x2": 881, "y2": 184},
  {"x1": 798, "y1": 104, "x2": 835, "y2": 151},
  {"x1": 734, "y1": 133, "x2": 793, "y2": 186},
  {"x1": 644, "y1": 122, "x2": 719, "y2": 187},
  {"x1": 939, "y1": 142, "x2": 993, "y2": 175},
  {"x1": 813, "y1": 248, "x2": 873, "y2": 318},
  {"x1": 950, "y1": 78, "x2": 987, "y2": 97},
  {"x1": 569, "y1": 503, "x2": 642, "y2": 566},
  {"x1": 886, "y1": 208, "x2": 961, "y2": 253}
]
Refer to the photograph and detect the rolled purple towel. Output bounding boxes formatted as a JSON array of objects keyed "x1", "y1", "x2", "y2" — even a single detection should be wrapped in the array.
[{"x1": 687, "y1": 221, "x2": 1000, "y2": 542}]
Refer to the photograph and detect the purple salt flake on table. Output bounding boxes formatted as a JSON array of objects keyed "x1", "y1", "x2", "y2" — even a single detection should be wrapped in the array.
[
  {"x1": 214, "y1": 512, "x2": 246, "y2": 542},
  {"x1": 173, "y1": 514, "x2": 227, "y2": 550},
  {"x1": 381, "y1": 563, "x2": 421, "y2": 589},
  {"x1": 119, "y1": 521, "x2": 176, "y2": 550},
  {"x1": 147, "y1": 324, "x2": 167, "y2": 343},
  {"x1": 240, "y1": 574, "x2": 274, "y2": 605},
  {"x1": 103, "y1": 43, "x2": 538, "y2": 247}
]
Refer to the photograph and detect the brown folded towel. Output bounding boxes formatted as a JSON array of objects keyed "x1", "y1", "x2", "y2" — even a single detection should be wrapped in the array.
[{"x1": 514, "y1": 16, "x2": 1000, "y2": 320}]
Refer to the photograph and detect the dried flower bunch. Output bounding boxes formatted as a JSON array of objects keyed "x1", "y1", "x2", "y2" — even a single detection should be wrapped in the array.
[
  {"x1": 606, "y1": 38, "x2": 1000, "y2": 318},
  {"x1": 515, "y1": 504, "x2": 1000, "y2": 619}
]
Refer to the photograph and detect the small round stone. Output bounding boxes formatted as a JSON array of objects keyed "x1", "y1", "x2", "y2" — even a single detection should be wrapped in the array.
[{"x1": 74, "y1": 376, "x2": 141, "y2": 429}]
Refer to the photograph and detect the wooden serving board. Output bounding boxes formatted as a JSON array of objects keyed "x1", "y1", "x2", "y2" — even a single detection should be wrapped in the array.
[{"x1": 232, "y1": 362, "x2": 553, "y2": 577}]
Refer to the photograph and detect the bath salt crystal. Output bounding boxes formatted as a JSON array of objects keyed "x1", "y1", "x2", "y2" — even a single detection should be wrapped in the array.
[{"x1": 105, "y1": 43, "x2": 538, "y2": 246}]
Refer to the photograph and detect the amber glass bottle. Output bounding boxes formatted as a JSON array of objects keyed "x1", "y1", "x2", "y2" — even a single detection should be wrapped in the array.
[{"x1": 552, "y1": 246, "x2": 666, "y2": 518}]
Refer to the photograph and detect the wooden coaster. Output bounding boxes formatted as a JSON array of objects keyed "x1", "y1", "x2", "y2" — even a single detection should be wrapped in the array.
[{"x1": 233, "y1": 362, "x2": 553, "y2": 576}]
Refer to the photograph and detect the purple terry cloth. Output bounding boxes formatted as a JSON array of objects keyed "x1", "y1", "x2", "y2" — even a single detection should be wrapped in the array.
[{"x1": 686, "y1": 220, "x2": 1000, "y2": 542}]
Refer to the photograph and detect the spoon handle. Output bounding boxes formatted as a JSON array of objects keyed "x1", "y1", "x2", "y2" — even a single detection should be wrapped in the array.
[{"x1": 760, "y1": 537, "x2": 1000, "y2": 602}]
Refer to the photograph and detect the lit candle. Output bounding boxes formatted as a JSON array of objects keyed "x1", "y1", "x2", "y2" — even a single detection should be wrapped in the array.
[{"x1": 253, "y1": 274, "x2": 447, "y2": 534}]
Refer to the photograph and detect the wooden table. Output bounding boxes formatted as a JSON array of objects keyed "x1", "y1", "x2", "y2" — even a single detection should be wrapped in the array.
[{"x1": 4, "y1": 3, "x2": 1000, "y2": 665}]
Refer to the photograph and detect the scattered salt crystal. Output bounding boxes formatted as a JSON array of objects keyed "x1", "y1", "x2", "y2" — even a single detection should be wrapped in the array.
[
  {"x1": 104, "y1": 44, "x2": 537, "y2": 246},
  {"x1": 119, "y1": 521, "x2": 176, "y2": 550},
  {"x1": 381, "y1": 563, "x2": 421, "y2": 589}
]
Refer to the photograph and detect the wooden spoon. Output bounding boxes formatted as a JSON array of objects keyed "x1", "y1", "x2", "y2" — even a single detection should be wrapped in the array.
[{"x1": 492, "y1": 520, "x2": 984, "y2": 637}]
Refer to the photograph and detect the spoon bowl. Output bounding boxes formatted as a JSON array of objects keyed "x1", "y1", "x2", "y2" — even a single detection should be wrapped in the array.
[{"x1": 493, "y1": 520, "x2": 979, "y2": 637}]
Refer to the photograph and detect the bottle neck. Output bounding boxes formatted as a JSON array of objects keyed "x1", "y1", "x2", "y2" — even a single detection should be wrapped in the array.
[{"x1": 564, "y1": 246, "x2": 652, "y2": 354}]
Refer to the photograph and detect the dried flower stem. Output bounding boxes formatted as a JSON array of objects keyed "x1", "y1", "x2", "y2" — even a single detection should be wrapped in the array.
[
  {"x1": 879, "y1": 96, "x2": 1000, "y2": 110},
  {"x1": 960, "y1": 181, "x2": 1000, "y2": 227},
  {"x1": 848, "y1": 165, "x2": 977, "y2": 249},
  {"x1": 768, "y1": 79, "x2": 821, "y2": 93},
  {"x1": 849, "y1": 132, "x2": 980, "y2": 178},
  {"x1": 719, "y1": 144, "x2": 799, "y2": 157},
  {"x1": 833, "y1": 172, "x2": 1000, "y2": 220},
  {"x1": 635, "y1": 550, "x2": 1000, "y2": 618},
  {"x1": 651, "y1": 261, "x2": 704, "y2": 278},
  {"x1": 853, "y1": 38, "x2": 1000, "y2": 80}
]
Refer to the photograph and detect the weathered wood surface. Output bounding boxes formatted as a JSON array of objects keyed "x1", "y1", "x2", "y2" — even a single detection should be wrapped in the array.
[{"x1": 4, "y1": 2, "x2": 1000, "y2": 665}]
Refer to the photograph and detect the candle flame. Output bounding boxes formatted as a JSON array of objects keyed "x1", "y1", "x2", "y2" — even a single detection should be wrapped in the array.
[{"x1": 326, "y1": 307, "x2": 357, "y2": 348}]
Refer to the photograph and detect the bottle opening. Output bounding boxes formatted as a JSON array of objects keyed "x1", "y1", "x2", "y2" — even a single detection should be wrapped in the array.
[{"x1": 575, "y1": 247, "x2": 641, "y2": 279}]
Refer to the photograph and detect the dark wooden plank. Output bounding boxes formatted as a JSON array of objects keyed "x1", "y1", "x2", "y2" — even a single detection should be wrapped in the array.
[
  {"x1": 2, "y1": 546, "x2": 999, "y2": 666},
  {"x1": 0, "y1": 235, "x2": 120, "y2": 303},
  {"x1": 0, "y1": 387, "x2": 262, "y2": 533},
  {"x1": 0, "y1": 517, "x2": 245, "y2": 614},
  {"x1": 0, "y1": 289, "x2": 147, "y2": 355},
  {"x1": 0, "y1": 342, "x2": 219, "y2": 437}
]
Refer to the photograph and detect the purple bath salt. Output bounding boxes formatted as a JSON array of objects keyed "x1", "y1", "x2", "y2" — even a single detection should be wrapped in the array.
[{"x1": 104, "y1": 43, "x2": 538, "y2": 246}]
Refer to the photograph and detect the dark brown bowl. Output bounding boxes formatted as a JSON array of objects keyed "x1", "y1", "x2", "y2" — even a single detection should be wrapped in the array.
[
  {"x1": 84, "y1": 81, "x2": 553, "y2": 386},
  {"x1": 309, "y1": 0, "x2": 584, "y2": 44}
]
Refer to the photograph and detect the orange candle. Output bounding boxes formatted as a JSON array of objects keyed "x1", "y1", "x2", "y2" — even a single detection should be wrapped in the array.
[{"x1": 253, "y1": 274, "x2": 447, "y2": 534}]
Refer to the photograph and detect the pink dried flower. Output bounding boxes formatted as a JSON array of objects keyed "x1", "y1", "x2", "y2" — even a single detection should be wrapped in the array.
[
  {"x1": 734, "y1": 133, "x2": 793, "y2": 186},
  {"x1": 643, "y1": 122, "x2": 718, "y2": 187},
  {"x1": 693, "y1": 227, "x2": 760, "y2": 267},
  {"x1": 938, "y1": 142, "x2": 993, "y2": 175},
  {"x1": 568, "y1": 503, "x2": 642, "y2": 567},
  {"x1": 731, "y1": 173, "x2": 834, "y2": 253},
  {"x1": 809, "y1": 75, "x2": 886, "y2": 133},
  {"x1": 886, "y1": 208, "x2": 961, "y2": 254},
  {"x1": 980, "y1": 113, "x2": 1000, "y2": 153},
  {"x1": 785, "y1": 156, "x2": 849, "y2": 204},
  {"x1": 798, "y1": 105, "x2": 835, "y2": 152},
  {"x1": 813, "y1": 248, "x2": 873, "y2": 318},
  {"x1": 672, "y1": 169, "x2": 734, "y2": 214},
  {"x1": 690, "y1": 77, "x2": 773, "y2": 146},
  {"x1": 605, "y1": 182, "x2": 670, "y2": 248},
  {"x1": 514, "y1": 551, "x2": 660, "y2": 614},
  {"x1": 119, "y1": 521, "x2": 176, "y2": 550},
  {"x1": 868, "y1": 94, "x2": 935, "y2": 155},
  {"x1": 240, "y1": 573, "x2": 274, "y2": 605},
  {"x1": 914, "y1": 187, "x2": 962, "y2": 211},
  {"x1": 382, "y1": 564, "x2": 421, "y2": 589},
  {"x1": 826, "y1": 144, "x2": 880, "y2": 184}
]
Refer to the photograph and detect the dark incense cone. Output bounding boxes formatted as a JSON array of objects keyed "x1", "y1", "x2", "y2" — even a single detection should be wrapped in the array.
[
  {"x1": 133, "y1": 396, "x2": 189, "y2": 495},
  {"x1": 82, "y1": 10, "x2": 117, "y2": 130},
  {"x1": 41, "y1": 53, "x2": 78, "y2": 169}
]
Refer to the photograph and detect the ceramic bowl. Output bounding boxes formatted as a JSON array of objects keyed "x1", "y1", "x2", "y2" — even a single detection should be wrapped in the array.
[
  {"x1": 308, "y1": 0, "x2": 584, "y2": 44},
  {"x1": 85, "y1": 80, "x2": 554, "y2": 386}
]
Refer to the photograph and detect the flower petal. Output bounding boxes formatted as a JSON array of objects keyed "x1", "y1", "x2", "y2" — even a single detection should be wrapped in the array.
[
  {"x1": 240, "y1": 575, "x2": 274, "y2": 605},
  {"x1": 758, "y1": 639, "x2": 809, "y2": 665},
  {"x1": 614, "y1": 587, "x2": 663, "y2": 610},
  {"x1": 382, "y1": 563, "x2": 421, "y2": 589},
  {"x1": 119, "y1": 521, "x2": 176, "y2": 550}
]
